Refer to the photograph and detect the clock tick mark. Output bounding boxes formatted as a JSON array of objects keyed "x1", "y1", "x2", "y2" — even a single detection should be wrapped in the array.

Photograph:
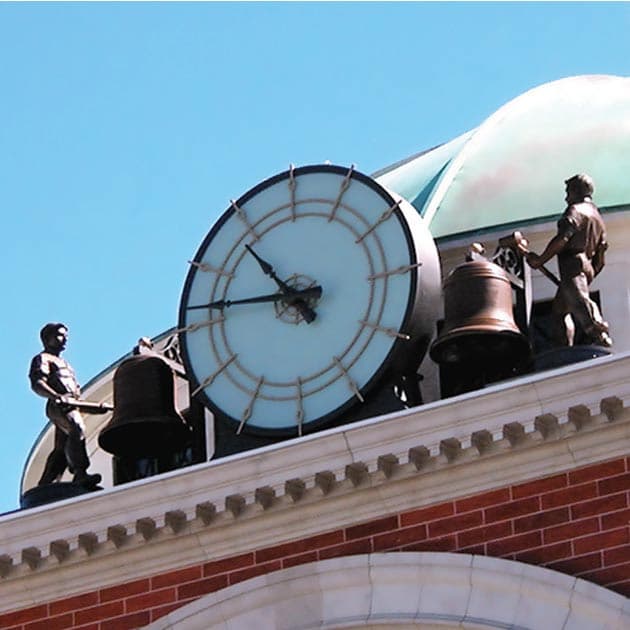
[
  {"x1": 328, "y1": 164, "x2": 355, "y2": 222},
  {"x1": 367, "y1": 262, "x2": 423, "y2": 281},
  {"x1": 238, "y1": 376, "x2": 264, "y2": 434},
  {"x1": 191, "y1": 353, "x2": 237, "y2": 396},
  {"x1": 296, "y1": 377, "x2": 305, "y2": 436},
  {"x1": 187, "y1": 260, "x2": 235, "y2": 279},
  {"x1": 176, "y1": 316, "x2": 225, "y2": 334},
  {"x1": 230, "y1": 199, "x2": 260, "y2": 241},
  {"x1": 359, "y1": 320, "x2": 411, "y2": 340},
  {"x1": 333, "y1": 356, "x2": 364, "y2": 403},
  {"x1": 355, "y1": 199, "x2": 401, "y2": 243},
  {"x1": 288, "y1": 164, "x2": 297, "y2": 221}
]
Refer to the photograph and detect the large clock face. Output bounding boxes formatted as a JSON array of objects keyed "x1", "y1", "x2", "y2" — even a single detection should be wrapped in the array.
[{"x1": 179, "y1": 165, "x2": 440, "y2": 436}]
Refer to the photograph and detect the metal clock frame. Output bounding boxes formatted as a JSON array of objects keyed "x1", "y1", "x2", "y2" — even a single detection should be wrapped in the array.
[{"x1": 178, "y1": 164, "x2": 438, "y2": 438}]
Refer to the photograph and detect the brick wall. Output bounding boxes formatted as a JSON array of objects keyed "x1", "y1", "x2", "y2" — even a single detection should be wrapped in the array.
[{"x1": 1, "y1": 456, "x2": 628, "y2": 629}]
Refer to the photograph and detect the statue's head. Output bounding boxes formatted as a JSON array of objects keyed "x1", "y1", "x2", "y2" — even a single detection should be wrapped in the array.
[
  {"x1": 40, "y1": 322, "x2": 68, "y2": 352},
  {"x1": 565, "y1": 173, "x2": 594, "y2": 203}
]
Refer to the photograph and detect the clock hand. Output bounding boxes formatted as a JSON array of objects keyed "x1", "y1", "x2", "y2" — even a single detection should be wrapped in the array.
[
  {"x1": 244, "y1": 244, "x2": 318, "y2": 323},
  {"x1": 244, "y1": 244, "x2": 295, "y2": 293},
  {"x1": 187, "y1": 285, "x2": 322, "y2": 311}
]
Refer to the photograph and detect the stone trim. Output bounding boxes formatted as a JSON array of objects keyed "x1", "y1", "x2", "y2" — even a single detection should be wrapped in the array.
[
  {"x1": 1, "y1": 454, "x2": 627, "y2": 627},
  {"x1": 145, "y1": 552, "x2": 629, "y2": 629},
  {"x1": 1, "y1": 353, "x2": 630, "y2": 611}
]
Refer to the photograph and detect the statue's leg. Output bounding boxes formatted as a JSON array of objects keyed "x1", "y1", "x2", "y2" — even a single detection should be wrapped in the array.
[
  {"x1": 61, "y1": 410, "x2": 93, "y2": 482},
  {"x1": 37, "y1": 427, "x2": 68, "y2": 485},
  {"x1": 49, "y1": 406, "x2": 100, "y2": 485},
  {"x1": 564, "y1": 274, "x2": 611, "y2": 345},
  {"x1": 551, "y1": 287, "x2": 573, "y2": 346}
]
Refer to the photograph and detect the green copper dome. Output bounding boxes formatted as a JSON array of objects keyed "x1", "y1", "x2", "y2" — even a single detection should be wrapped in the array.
[{"x1": 376, "y1": 75, "x2": 630, "y2": 239}]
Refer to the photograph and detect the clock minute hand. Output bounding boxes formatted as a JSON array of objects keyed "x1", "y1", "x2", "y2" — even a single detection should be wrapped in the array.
[
  {"x1": 187, "y1": 285, "x2": 322, "y2": 311},
  {"x1": 244, "y1": 244, "x2": 318, "y2": 323}
]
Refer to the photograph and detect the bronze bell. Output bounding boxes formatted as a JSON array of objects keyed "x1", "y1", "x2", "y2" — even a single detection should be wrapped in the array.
[
  {"x1": 98, "y1": 354, "x2": 191, "y2": 458},
  {"x1": 430, "y1": 259, "x2": 530, "y2": 366}
]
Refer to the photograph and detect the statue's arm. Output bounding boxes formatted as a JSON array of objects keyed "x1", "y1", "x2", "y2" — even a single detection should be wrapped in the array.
[
  {"x1": 592, "y1": 238, "x2": 608, "y2": 277},
  {"x1": 527, "y1": 209, "x2": 576, "y2": 269},
  {"x1": 526, "y1": 233, "x2": 569, "y2": 269},
  {"x1": 31, "y1": 377, "x2": 64, "y2": 402}
]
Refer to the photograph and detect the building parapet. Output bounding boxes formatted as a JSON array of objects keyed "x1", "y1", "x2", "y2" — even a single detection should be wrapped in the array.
[{"x1": 1, "y1": 351, "x2": 629, "y2": 611}]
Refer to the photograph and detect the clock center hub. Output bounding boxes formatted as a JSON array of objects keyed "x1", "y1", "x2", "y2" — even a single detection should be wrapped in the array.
[{"x1": 274, "y1": 274, "x2": 321, "y2": 325}]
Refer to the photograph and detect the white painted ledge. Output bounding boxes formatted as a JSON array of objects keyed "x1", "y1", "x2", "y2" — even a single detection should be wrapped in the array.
[{"x1": 0, "y1": 352, "x2": 629, "y2": 611}]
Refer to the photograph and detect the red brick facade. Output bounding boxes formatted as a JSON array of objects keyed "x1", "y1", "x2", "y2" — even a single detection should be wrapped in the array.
[{"x1": 2, "y1": 456, "x2": 628, "y2": 630}]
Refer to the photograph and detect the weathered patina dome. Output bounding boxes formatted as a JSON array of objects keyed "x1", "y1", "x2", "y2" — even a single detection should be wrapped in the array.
[{"x1": 375, "y1": 75, "x2": 630, "y2": 239}]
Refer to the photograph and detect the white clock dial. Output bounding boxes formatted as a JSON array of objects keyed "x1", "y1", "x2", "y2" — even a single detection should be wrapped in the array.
[{"x1": 179, "y1": 165, "x2": 440, "y2": 435}]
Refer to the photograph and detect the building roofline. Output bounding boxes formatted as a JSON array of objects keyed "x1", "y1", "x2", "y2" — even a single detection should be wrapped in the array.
[{"x1": 1, "y1": 350, "x2": 629, "y2": 610}]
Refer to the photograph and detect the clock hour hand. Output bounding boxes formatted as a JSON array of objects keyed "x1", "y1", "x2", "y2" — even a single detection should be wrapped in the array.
[
  {"x1": 187, "y1": 285, "x2": 322, "y2": 311},
  {"x1": 244, "y1": 244, "x2": 318, "y2": 323}
]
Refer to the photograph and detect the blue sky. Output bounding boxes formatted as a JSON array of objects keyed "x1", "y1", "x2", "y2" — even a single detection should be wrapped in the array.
[{"x1": 1, "y1": 2, "x2": 629, "y2": 514}]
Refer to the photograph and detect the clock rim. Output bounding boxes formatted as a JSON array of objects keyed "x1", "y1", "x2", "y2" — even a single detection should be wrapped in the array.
[{"x1": 178, "y1": 164, "x2": 422, "y2": 437}]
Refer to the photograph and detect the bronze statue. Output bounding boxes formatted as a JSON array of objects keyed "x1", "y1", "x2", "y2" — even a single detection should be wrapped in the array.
[
  {"x1": 524, "y1": 174, "x2": 612, "y2": 347},
  {"x1": 29, "y1": 323, "x2": 107, "y2": 487}
]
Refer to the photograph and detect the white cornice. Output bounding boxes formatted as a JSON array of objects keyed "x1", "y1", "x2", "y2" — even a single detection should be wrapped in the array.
[{"x1": 1, "y1": 352, "x2": 630, "y2": 612}]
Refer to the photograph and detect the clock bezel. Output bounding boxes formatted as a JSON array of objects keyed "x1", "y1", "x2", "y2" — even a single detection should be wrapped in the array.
[{"x1": 178, "y1": 164, "x2": 431, "y2": 437}]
